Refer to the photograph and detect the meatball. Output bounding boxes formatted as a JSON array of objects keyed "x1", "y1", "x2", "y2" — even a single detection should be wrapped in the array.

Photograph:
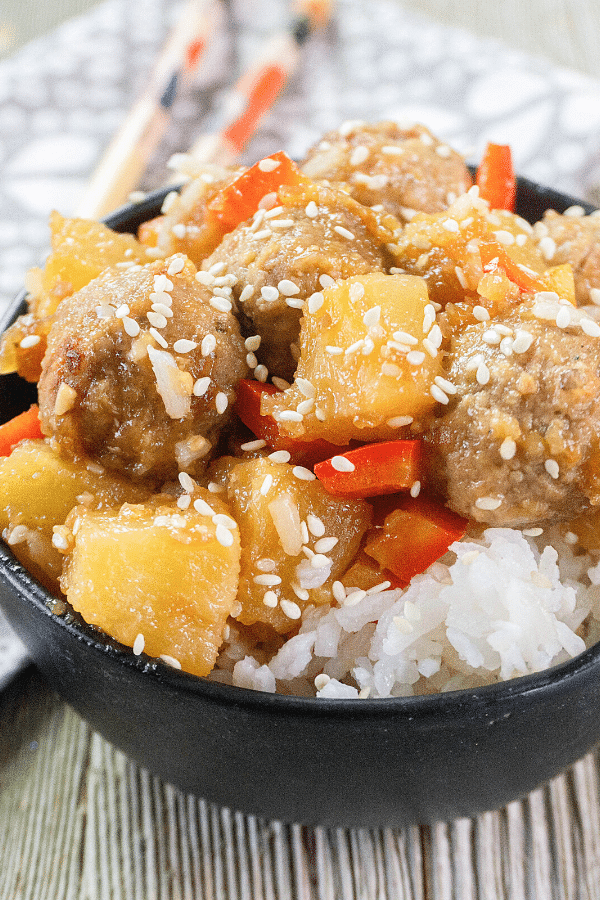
[
  {"x1": 301, "y1": 120, "x2": 472, "y2": 223},
  {"x1": 202, "y1": 182, "x2": 399, "y2": 380},
  {"x1": 38, "y1": 255, "x2": 248, "y2": 483},
  {"x1": 428, "y1": 296, "x2": 600, "y2": 526},
  {"x1": 535, "y1": 209, "x2": 600, "y2": 306}
]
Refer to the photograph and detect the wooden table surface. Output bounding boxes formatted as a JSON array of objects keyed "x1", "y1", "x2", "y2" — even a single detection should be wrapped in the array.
[{"x1": 3, "y1": 1, "x2": 600, "y2": 898}]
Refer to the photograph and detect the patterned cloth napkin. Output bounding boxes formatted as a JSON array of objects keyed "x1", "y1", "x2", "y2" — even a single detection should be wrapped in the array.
[{"x1": 1, "y1": 0, "x2": 600, "y2": 679}]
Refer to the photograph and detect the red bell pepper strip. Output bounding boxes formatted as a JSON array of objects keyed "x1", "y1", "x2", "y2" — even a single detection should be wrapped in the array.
[
  {"x1": 364, "y1": 495, "x2": 468, "y2": 587},
  {"x1": 479, "y1": 236, "x2": 543, "y2": 293},
  {"x1": 314, "y1": 441, "x2": 422, "y2": 499},
  {"x1": 0, "y1": 405, "x2": 44, "y2": 457},
  {"x1": 206, "y1": 151, "x2": 310, "y2": 232},
  {"x1": 476, "y1": 142, "x2": 516, "y2": 212},
  {"x1": 234, "y1": 379, "x2": 340, "y2": 467}
]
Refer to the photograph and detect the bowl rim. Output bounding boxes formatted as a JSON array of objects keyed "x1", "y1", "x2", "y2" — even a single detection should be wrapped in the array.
[{"x1": 2, "y1": 173, "x2": 600, "y2": 717}]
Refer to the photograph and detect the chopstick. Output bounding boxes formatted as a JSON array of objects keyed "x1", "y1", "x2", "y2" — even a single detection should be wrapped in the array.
[
  {"x1": 75, "y1": 0, "x2": 224, "y2": 221},
  {"x1": 172, "y1": 0, "x2": 334, "y2": 172}
]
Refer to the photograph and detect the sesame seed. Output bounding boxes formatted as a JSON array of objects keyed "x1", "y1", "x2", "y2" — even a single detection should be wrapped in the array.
[
  {"x1": 154, "y1": 273, "x2": 174, "y2": 292},
  {"x1": 427, "y1": 324, "x2": 443, "y2": 349},
  {"x1": 564, "y1": 531, "x2": 579, "y2": 544},
  {"x1": 442, "y1": 218, "x2": 460, "y2": 233},
  {"x1": 201, "y1": 334, "x2": 217, "y2": 356},
  {"x1": 344, "y1": 589, "x2": 367, "y2": 607},
  {"x1": 334, "y1": 225, "x2": 355, "y2": 240},
  {"x1": 306, "y1": 514, "x2": 326, "y2": 537},
  {"x1": 152, "y1": 302, "x2": 174, "y2": 318},
  {"x1": 430, "y1": 384, "x2": 449, "y2": 404},
  {"x1": 258, "y1": 157, "x2": 280, "y2": 172},
  {"x1": 19, "y1": 334, "x2": 40, "y2": 348},
  {"x1": 253, "y1": 229, "x2": 272, "y2": 241},
  {"x1": 292, "y1": 583, "x2": 310, "y2": 601},
  {"x1": 173, "y1": 339, "x2": 197, "y2": 353},
  {"x1": 410, "y1": 481, "x2": 421, "y2": 497},
  {"x1": 319, "y1": 274, "x2": 336, "y2": 289},
  {"x1": 435, "y1": 144, "x2": 452, "y2": 158},
  {"x1": 280, "y1": 599, "x2": 302, "y2": 620},
  {"x1": 167, "y1": 256, "x2": 185, "y2": 275},
  {"x1": 363, "y1": 306, "x2": 381, "y2": 328},
  {"x1": 345, "y1": 338, "x2": 365, "y2": 355},
  {"x1": 172, "y1": 224, "x2": 186, "y2": 239},
  {"x1": 245, "y1": 335, "x2": 261, "y2": 351},
  {"x1": 326, "y1": 345, "x2": 343, "y2": 355},
  {"x1": 494, "y1": 230, "x2": 515, "y2": 246},
  {"x1": 254, "y1": 572, "x2": 282, "y2": 587},
  {"x1": 293, "y1": 466, "x2": 316, "y2": 481},
  {"x1": 246, "y1": 352, "x2": 258, "y2": 368},
  {"x1": 539, "y1": 236, "x2": 557, "y2": 261},
  {"x1": 315, "y1": 536, "x2": 338, "y2": 553},
  {"x1": 278, "y1": 279, "x2": 300, "y2": 296},
  {"x1": 179, "y1": 471, "x2": 196, "y2": 492},
  {"x1": 207, "y1": 481, "x2": 225, "y2": 493},
  {"x1": 261, "y1": 285, "x2": 279, "y2": 302},
  {"x1": 269, "y1": 450, "x2": 291, "y2": 464},
  {"x1": 305, "y1": 201, "x2": 318, "y2": 218},
  {"x1": 147, "y1": 311, "x2": 168, "y2": 329},
  {"x1": 332, "y1": 581, "x2": 347, "y2": 604},
  {"x1": 193, "y1": 376, "x2": 211, "y2": 396},
  {"x1": 278, "y1": 410, "x2": 303, "y2": 422},
  {"x1": 315, "y1": 673, "x2": 330, "y2": 691},
  {"x1": 350, "y1": 145, "x2": 369, "y2": 165},
  {"x1": 483, "y1": 329, "x2": 501, "y2": 345},
  {"x1": 476, "y1": 362, "x2": 490, "y2": 385},
  {"x1": 254, "y1": 364, "x2": 268, "y2": 382},
  {"x1": 260, "y1": 474, "x2": 273, "y2": 495},
  {"x1": 422, "y1": 339, "x2": 438, "y2": 358},
  {"x1": 177, "y1": 494, "x2": 191, "y2": 509},
  {"x1": 545, "y1": 459, "x2": 560, "y2": 479},
  {"x1": 407, "y1": 350, "x2": 426, "y2": 365},
  {"x1": 271, "y1": 376, "x2": 290, "y2": 390},
  {"x1": 387, "y1": 415, "x2": 413, "y2": 427},
  {"x1": 123, "y1": 317, "x2": 140, "y2": 337},
  {"x1": 308, "y1": 292, "x2": 324, "y2": 313},
  {"x1": 241, "y1": 438, "x2": 267, "y2": 451},
  {"x1": 285, "y1": 298, "x2": 304, "y2": 309},
  {"x1": 133, "y1": 634, "x2": 145, "y2": 656},
  {"x1": 149, "y1": 328, "x2": 168, "y2": 348},
  {"x1": 263, "y1": 205, "x2": 284, "y2": 218},
  {"x1": 581, "y1": 317, "x2": 600, "y2": 337},
  {"x1": 512, "y1": 330, "x2": 534, "y2": 354},
  {"x1": 210, "y1": 297, "x2": 233, "y2": 313},
  {"x1": 475, "y1": 496, "x2": 502, "y2": 511},
  {"x1": 263, "y1": 591, "x2": 278, "y2": 608},
  {"x1": 160, "y1": 655, "x2": 182, "y2": 669},
  {"x1": 196, "y1": 271, "x2": 214, "y2": 286},
  {"x1": 434, "y1": 375, "x2": 457, "y2": 395},
  {"x1": 349, "y1": 282, "x2": 365, "y2": 303},
  {"x1": 215, "y1": 392, "x2": 228, "y2": 414},
  {"x1": 239, "y1": 285, "x2": 254, "y2": 303},
  {"x1": 523, "y1": 527, "x2": 544, "y2": 537},
  {"x1": 331, "y1": 456, "x2": 355, "y2": 472},
  {"x1": 473, "y1": 306, "x2": 490, "y2": 321},
  {"x1": 500, "y1": 438, "x2": 517, "y2": 460},
  {"x1": 161, "y1": 190, "x2": 179, "y2": 213},
  {"x1": 590, "y1": 288, "x2": 600, "y2": 306},
  {"x1": 296, "y1": 377, "x2": 316, "y2": 398},
  {"x1": 454, "y1": 266, "x2": 468, "y2": 289},
  {"x1": 216, "y1": 523, "x2": 234, "y2": 546},
  {"x1": 367, "y1": 581, "x2": 392, "y2": 595},
  {"x1": 393, "y1": 330, "x2": 418, "y2": 345},
  {"x1": 500, "y1": 337, "x2": 514, "y2": 356},
  {"x1": 297, "y1": 398, "x2": 314, "y2": 415},
  {"x1": 194, "y1": 497, "x2": 215, "y2": 516},
  {"x1": 556, "y1": 307, "x2": 571, "y2": 328}
]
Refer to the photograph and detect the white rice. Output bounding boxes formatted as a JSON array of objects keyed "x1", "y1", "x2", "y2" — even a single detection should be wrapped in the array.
[{"x1": 210, "y1": 527, "x2": 600, "y2": 698}]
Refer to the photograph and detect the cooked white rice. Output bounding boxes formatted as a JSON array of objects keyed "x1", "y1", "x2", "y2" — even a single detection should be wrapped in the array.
[{"x1": 209, "y1": 527, "x2": 600, "y2": 698}]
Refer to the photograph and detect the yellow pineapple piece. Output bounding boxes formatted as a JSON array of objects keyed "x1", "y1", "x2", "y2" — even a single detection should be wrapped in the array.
[
  {"x1": 61, "y1": 489, "x2": 240, "y2": 677},
  {"x1": 226, "y1": 457, "x2": 372, "y2": 633},
  {"x1": 0, "y1": 439, "x2": 149, "y2": 591},
  {"x1": 262, "y1": 272, "x2": 444, "y2": 445}
]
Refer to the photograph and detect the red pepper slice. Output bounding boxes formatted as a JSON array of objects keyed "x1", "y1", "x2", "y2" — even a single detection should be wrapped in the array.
[
  {"x1": 314, "y1": 441, "x2": 422, "y2": 499},
  {"x1": 0, "y1": 405, "x2": 44, "y2": 457},
  {"x1": 479, "y1": 236, "x2": 543, "y2": 293},
  {"x1": 234, "y1": 379, "x2": 340, "y2": 467},
  {"x1": 364, "y1": 495, "x2": 468, "y2": 587},
  {"x1": 476, "y1": 142, "x2": 516, "y2": 212},
  {"x1": 207, "y1": 151, "x2": 310, "y2": 232}
]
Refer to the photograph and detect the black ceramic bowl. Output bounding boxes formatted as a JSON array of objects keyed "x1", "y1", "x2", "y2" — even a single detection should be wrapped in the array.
[{"x1": 1, "y1": 179, "x2": 599, "y2": 828}]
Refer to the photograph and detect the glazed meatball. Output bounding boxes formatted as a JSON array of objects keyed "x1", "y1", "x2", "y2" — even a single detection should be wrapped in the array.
[
  {"x1": 428, "y1": 296, "x2": 600, "y2": 526},
  {"x1": 301, "y1": 121, "x2": 472, "y2": 223},
  {"x1": 38, "y1": 255, "x2": 248, "y2": 483},
  {"x1": 534, "y1": 209, "x2": 600, "y2": 306},
  {"x1": 202, "y1": 182, "x2": 399, "y2": 380}
]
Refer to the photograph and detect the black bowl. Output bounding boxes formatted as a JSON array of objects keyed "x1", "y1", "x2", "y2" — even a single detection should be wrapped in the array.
[{"x1": 1, "y1": 179, "x2": 599, "y2": 828}]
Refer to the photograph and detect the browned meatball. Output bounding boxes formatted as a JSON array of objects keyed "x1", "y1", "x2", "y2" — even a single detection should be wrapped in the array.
[
  {"x1": 534, "y1": 209, "x2": 600, "y2": 306},
  {"x1": 38, "y1": 255, "x2": 248, "y2": 483},
  {"x1": 301, "y1": 121, "x2": 472, "y2": 223},
  {"x1": 202, "y1": 182, "x2": 399, "y2": 380},
  {"x1": 428, "y1": 296, "x2": 600, "y2": 526}
]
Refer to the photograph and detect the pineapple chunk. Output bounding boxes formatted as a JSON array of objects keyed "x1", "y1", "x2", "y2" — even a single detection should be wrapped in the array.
[
  {"x1": 262, "y1": 272, "x2": 443, "y2": 445},
  {"x1": 0, "y1": 439, "x2": 149, "y2": 591},
  {"x1": 61, "y1": 490, "x2": 240, "y2": 677},
  {"x1": 225, "y1": 457, "x2": 372, "y2": 633}
]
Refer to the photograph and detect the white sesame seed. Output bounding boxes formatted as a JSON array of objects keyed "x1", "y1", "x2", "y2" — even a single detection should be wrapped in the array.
[
  {"x1": 315, "y1": 673, "x2": 330, "y2": 690},
  {"x1": 160, "y1": 655, "x2": 182, "y2": 669},
  {"x1": 210, "y1": 296, "x2": 233, "y2": 313},
  {"x1": 387, "y1": 415, "x2": 413, "y2": 427},
  {"x1": 245, "y1": 335, "x2": 261, "y2": 352},
  {"x1": 564, "y1": 530, "x2": 579, "y2": 544},
  {"x1": 173, "y1": 339, "x2": 197, "y2": 353},
  {"x1": 177, "y1": 494, "x2": 191, "y2": 509},
  {"x1": 523, "y1": 527, "x2": 544, "y2": 537},
  {"x1": 278, "y1": 409, "x2": 303, "y2": 423},
  {"x1": 271, "y1": 377, "x2": 290, "y2": 390},
  {"x1": 350, "y1": 145, "x2": 369, "y2": 165},
  {"x1": 319, "y1": 274, "x2": 336, "y2": 289},
  {"x1": 442, "y1": 218, "x2": 459, "y2": 233},
  {"x1": 315, "y1": 537, "x2": 338, "y2": 553},
  {"x1": 179, "y1": 471, "x2": 196, "y2": 492},
  {"x1": 431, "y1": 384, "x2": 449, "y2": 404},
  {"x1": 258, "y1": 157, "x2": 280, "y2": 172},
  {"x1": 154, "y1": 273, "x2": 174, "y2": 292},
  {"x1": 19, "y1": 334, "x2": 41, "y2": 348},
  {"x1": 434, "y1": 376, "x2": 457, "y2": 394},
  {"x1": 292, "y1": 583, "x2": 310, "y2": 602},
  {"x1": 590, "y1": 288, "x2": 600, "y2": 306},
  {"x1": 264, "y1": 205, "x2": 284, "y2": 219},
  {"x1": 555, "y1": 307, "x2": 571, "y2": 328},
  {"x1": 512, "y1": 330, "x2": 534, "y2": 354},
  {"x1": 344, "y1": 589, "x2": 367, "y2": 607},
  {"x1": 260, "y1": 474, "x2": 273, "y2": 495},
  {"x1": 295, "y1": 377, "x2": 316, "y2": 399},
  {"x1": 194, "y1": 497, "x2": 215, "y2": 516},
  {"x1": 500, "y1": 438, "x2": 517, "y2": 460},
  {"x1": 473, "y1": 305, "x2": 490, "y2": 321},
  {"x1": 293, "y1": 466, "x2": 316, "y2": 481},
  {"x1": 149, "y1": 328, "x2": 168, "y2": 348},
  {"x1": 133, "y1": 634, "x2": 145, "y2": 656},
  {"x1": 239, "y1": 285, "x2": 254, "y2": 303},
  {"x1": 410, "y1": 481, "x2": 421, "y2": 497},
  {"x1": 331, "y1": 456, "x2": 355, "y2": 472},
  {"x1": 172, "y1": 223, "x2": 186, "y2": 239},
  {"x1": 326, "y1": 345, "x2": 343, "y2": 355},
  {"x1": 494, "y1": 230, "x2": 515, "y2": 246},
  {"x1": 215, "y1": 392, "x2": 228, "y2": 414},
  {"x1": 193, "y1": 376, "x2": 211, "y2": 396},
  {"x1": 305, "y1": 201, "x2": 318, "y2": 218},
  {"x1": 500, "y1": 337, "x2": 514, "y2": 356},
  {"x1": 476, "y1": 362, "x2": 490, "y2": 385},
  {"x1": 167, "y1": 256, "x2": 185, "y2": 276},
  {"x1": 407, "y1": 350, "x2": 426, "y2": 366},
  {"x1": 278, "y1": 279, "x2": 301, "y2": 296},
  {"x1": 381, "y1": 144, "x2": 405, "y2": 155},
  {"x1": 207, "y1": 481, "x2": 225, "y2": 493},
  {"x1": 261, "y1": 285, "x2": 279, "y2": 302},
  {"x1": 454, "y1": 266, "x2": 468, "y2": 289},
  {"x1": 332, "y1": 581, "x2": 347, "y2": 603},
  {"x1": 201, "y1": 334, "x2": 217, "y2": 356},
  {"x1": 123, "y1": 317, "x2": 140, "y2": 337},
  {"x1": 297, "y1": 398, "x2": 315, "y2": 415},
  {"x1": 345, "y1": 338, "x2": 365, "y2": 355},
  {"x1": 216, "y1": 523, "x2": 234, "y2": 546},
  {"x1": 280, "y1": 599, "x2": 302, "y2": 620},
  {"x1": 483, "y1": 329, "x2": 501, "y2": 345},
  {"x1": 306, "y1": 515, "x2": 325, "y2": 538},
  {"x1": 308, "y1": 292, "x2": 324, "y2": 314},
  {"x1": 334, "y1": 225, "x2": 355, "y2": 240},
  {"x1": 268, "y1": 450, "x2": 291, "y2": 464},
  {"x1": 427, "y1": 324, "x2": 443, "y2": 349},
  {"x1": 263, "y1": 591, "x2": 278, "y2": 608},
  {"x1": 539, "y1": 236, "x2": 557, "y2": 261},
  {"x1": 270, "y1": 219, "x2": 295, "y2": 229},
  {"x1": 246, "y1": 352, "x2": 258, "y2": 368},
  {"x1": 363, "y1": 306, "x2": 381, "y2": 328},
  {"x1": 367, "y1": 581, "x2": 392, "y2": 595},
  {"x1": 152, "y1": 302, "x2": 174, "y2": 318},
  {"x1": 241, "y1": 438, "x2": 267, "y2": 451},
  {"x1": 475, "y1": 496, "x2": 502, "y2": 511},
  {"x1": 254, "y1": 573, "x2": 283, "y2": 587},
  {"x1": 545, "y1": 459, "x2": 560, "y2": 479},
  {"x1": 422, "y1": 339, "x2": 438, "y2": 359},
  {"x1": 254, "y1": 364, "x2": 268, "y2": 382},
  {"x1": 581, "y1": 317, "x2": 600, "y2": 337},
  {"x1": 253, "y1": 229, "x2": 272, "y2": 241},
  {"x1": 349, "y1": 282, "x2": 365, "y2": 302},
  {"x1": 196, "y1": 271, "x2": 215, "y2": 286},
  {"x1": 161, "y1": 190, "x2": 179, "y2": 213},
  {"x1": 115, "y1": 303, "x2": 130, "y2": 319}
]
